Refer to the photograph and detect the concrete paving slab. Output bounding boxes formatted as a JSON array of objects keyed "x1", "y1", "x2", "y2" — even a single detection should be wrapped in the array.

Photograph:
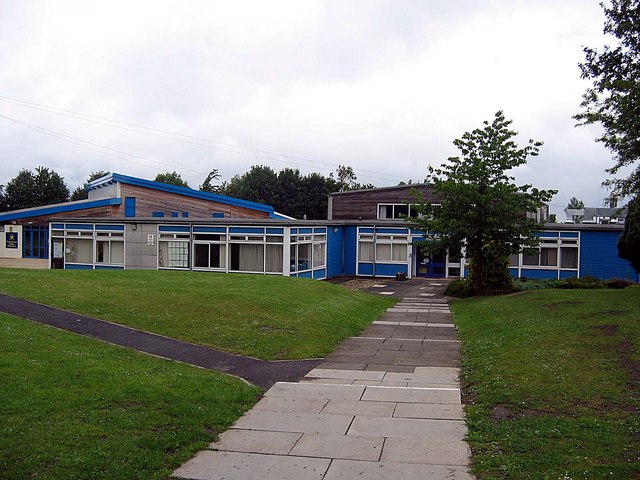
[
  {"x1": 351, "y1": 380, "x2": 409, "y2": 387},
  {"x1": 252, "y1": 396, "x2": 328, "y2": 414},
  {"x1": 383, "y1": 367, "x2": 459, "y2": 384},
  {"x1": 210, "y1": 429, "x2": 302, "y2": 455},
  {"x1": 321, "y1": 399, "x2": 396, "y2": 417},
  {"x1": 300, "y1": 378, "x2": 354, "y2": 385},
  {"x1": 234, "y1": 410, "x2": 353, "y2": 435},
  {"x1": 364, "y1": 364, "x2": 415, "y2": 373},
  {"x1": 381, "y1": 437, "x2": 471, "y2": 466},
  {"x1": 379, "y1": 291, "x2": 395, "y2": 295},
  {"x1": 324, "y1": 459, "x2": 473, "y2": 480},
  {"x1": 393, "y1": 402, "x2": 465, "y2": 420},
  {"x1": 291, "y1": 433, "x2": 384, "y2": 461},
  {"x1": 172, "y1": 451, "x2": 330, "y2": 480},
  {"x1": 348, "y1": 416, "x2": 467, "y2": 441},
  {"x1": 316, "y1": 362, "x2": 367, "y2": 370},
  {"x1": 362, "y1": 386, "x2": 461, "y2": 404},
  {"x1": 306, "y1": 368, "x2": 385, "y2": 381},
  {"x1": 265, "y1": 382, "x2": 365, "y2": 400}
]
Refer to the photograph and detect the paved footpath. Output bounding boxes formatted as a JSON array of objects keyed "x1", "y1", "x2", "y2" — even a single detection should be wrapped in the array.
[{"x1": 172, "y1": 279, "x2": 474, "y2": 480}]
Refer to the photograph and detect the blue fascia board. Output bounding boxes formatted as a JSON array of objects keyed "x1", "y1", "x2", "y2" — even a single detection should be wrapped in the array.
[
  {"x1": 108, "y1": 173, "x2": 275, "y2": 215},
  {"x1": 0, "y1": 198, "x2": 122, "y2": 222}
]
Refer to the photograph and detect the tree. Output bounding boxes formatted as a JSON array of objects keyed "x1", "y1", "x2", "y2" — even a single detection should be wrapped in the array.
[
  {"x1": 618, "y1": 195, "x2": 640, "y2": 273},
  {"x1": 0, "y1": 185, "x2": 7, "y2": 212},
  {"x1": 5, "y1": 167, "x2": 70, "y2": 210},
  {"x1": 70, "y1": 171, "x2": 110, "y2": 201},
  {"x1": 154, "y1": 171, "x2": 189, "y2": 188},
  {"x1": 409, "y1": 111, "x2": 556, "y2": 295},
  {"x1": 566, "y1": 197, "x2": 585, "y2": 209},
  {"x1": 199, "y1": 169, "x2": 222, "y2": 193},
  {"x1": 575, "y1": 0, "x2": 640, "y2": 197},
  {"x1": 330, "y1": 165, "x2": 375, "y2": 191}
]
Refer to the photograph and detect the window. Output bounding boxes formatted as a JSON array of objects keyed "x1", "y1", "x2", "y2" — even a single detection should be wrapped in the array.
[
  {"x1": 560, "y1": 247, "x2": 578, "y2": 268},
  {"x1": 194, "y1": 243, "x2": 226, "y2": 269},
  {"x1": 96, "y1": 240, "x2": 124, "y2": 264},
  {"x1": 359, "y1": 241, "x2": 374, "y2": 261},
  {"x1": 313, "y1": 243, "x2": 326, "y2": 268},
  {"x1": 540, "y1": 247, "x2": 558, "y2": 267},
  {"x1": 65, "y1": 238, "x2": 93, "y2": 264},
  {"x1": 377, "y1": 204, "x2": 412, "y2": 220},
  {"x1": 230, "y1": 243, "x2": 264, "y2": 272}
]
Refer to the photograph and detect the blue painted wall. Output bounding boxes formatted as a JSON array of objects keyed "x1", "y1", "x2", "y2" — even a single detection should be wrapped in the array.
[
  {"x1": 343, "y1": 226, "x2": 358, "y2": 275},
  {"x1": 520, "y1": 269, "x2": 558, "y2": 280},
  {"x1": 580, "y1": 230, "x2": 638, "y2": 280},
  {"x1": 327, "y1": 226, "x2": 344, "y2": 278}
]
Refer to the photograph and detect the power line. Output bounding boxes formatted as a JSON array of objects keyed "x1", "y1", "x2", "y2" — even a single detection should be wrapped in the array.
[
  {"x1": 0, "y1": 114, "x2": 209, "y2": 182},
  {"x1": 0, "y1": 95, "x2": 409, "y2": 183}
]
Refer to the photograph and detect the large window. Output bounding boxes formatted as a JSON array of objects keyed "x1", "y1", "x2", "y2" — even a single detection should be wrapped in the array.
[
  {"x1": 159, "y1": 227, "x2": 190, "y2": 269},
  {"x1": 52, "y1": 223, "x2": 125, "y2": 268},
  {"x1": 290, "y1": 229, "x2": 326, "y2": 275},
  {"x1": 514, "y1": 232, "x2": 579, "y2": 274},
  {"x1": 358, "y1": 230, "x2": 409, "y2": 263},
  {"x1": 193, "y1": 233, "x2": 226, "y2": 270}
]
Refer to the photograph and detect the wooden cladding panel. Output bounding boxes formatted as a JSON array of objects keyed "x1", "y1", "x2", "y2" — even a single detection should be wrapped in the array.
[
  {"x1": 119, "y1": 184, "x2": 270, "y2": 219},
  {"x1": 330, "y1": 185, "x2": 438, "y2": 220},
  {"x1": 16, "y1": 206, "x2": 119, "y2": 226}
]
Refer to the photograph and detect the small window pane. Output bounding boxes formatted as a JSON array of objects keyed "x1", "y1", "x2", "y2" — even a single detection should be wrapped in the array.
[
  {"x1": 540, "y1": 248, "x2": 558, "y2": 266},
  {"x1": 392, "y1": 244, "x2": 407, "y2": 262},
  {"x1": 298, "y1": 243, "x2": 311, "y2": 270},
  {"x1": 376, "y1": 244, "x2": 392, "y2": 262},
  {"x1": 522, "y1": 252, "x2": 539, "y2": 266},
  {"x1": 560, "y1": 247, "x2": 578, "y2": 268},
  {"x1": 394, "y1": 204, "x2": 409, "y2": 219},
  {"x1": 111, "y1": 242, "x2": 124, "y2": 264},
  {"x1": 359, "y1": 242, "x2": 374, "y2": 262},
  {"x1": 313, "y1": 243, "x2": 326, "y2": 268}
]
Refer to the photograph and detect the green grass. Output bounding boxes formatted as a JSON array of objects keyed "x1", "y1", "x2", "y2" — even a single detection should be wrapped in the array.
[
  {"x1": 452, "y1": 288, "x2": 640, "y2": 479},
  {"x1": 0, "y1": 312, "x2": 261, "y2": 480},
  {"x1": 0, "y1": 269, "x2": 394, "y2": 360}
]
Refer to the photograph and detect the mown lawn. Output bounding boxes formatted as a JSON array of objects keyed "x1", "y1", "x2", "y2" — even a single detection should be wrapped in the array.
[
  {"x1": 0, "y1": 269, "x2": 394, "y2": 360},
  {"x1": 452, "y1": 288, "x2": 640, "y2": 479},
  {"x1": 0, "y1": 312, "x2": 261, "y2": 480}
]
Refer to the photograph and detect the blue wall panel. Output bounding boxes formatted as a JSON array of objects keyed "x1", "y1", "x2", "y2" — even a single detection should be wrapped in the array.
[
  {"x1": 95, "y1": 265, "x2": 124, "y2": 270},
  {"x1": 327, "y1": 226, "x2": 344, "y2": 278},
  {"x1": 297, "y1": 271, "x2": 312, "y2": 279},
  {"x1": 560, "y1": 270, "x2": 578, "y2": 279},
  {"x1": 374, "y1": 263, "x2": 408, "y2": 277},
  {"x1": 343, "y1": 226, "x2": 358, "y2": 275},
  {"x1": 580, "y1": 230, "x2": 638, "y2": 280},
  {"x1": 520, "y1": 269, "x2": 558, "y2": 279},
  {"x1": 313, "y1": 268, "x2": 327, "y2": 279},
  {"x1": 358, "y1": 263, "x2": 373, "y2": 275},
  {"x1": 65, "y1": 264, "x2": 93, "y2": 270}
]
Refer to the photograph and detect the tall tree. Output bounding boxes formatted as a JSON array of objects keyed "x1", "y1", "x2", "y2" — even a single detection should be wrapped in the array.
[
  {"x1": 0, "y1": 185, "x2": 7, "y2": 212},
  {"x1": 199, "y1": 169, "x2": 222, "y2": 194},
  {"x1": 5, "y1": 167, "x2": 70, "y2": 211},
  {"x1": 566, "y1": 197, "x2": 585, "y2": 209},
  {"x1": 618, "y1": 195, "x2": 640, "y2": 273},
  {"x1": 224, "y1": 165, "x2": 278, "y2": 206},
  {"x1": 409, "y1": 111, "x2": 556, "y2": 295},
  {"x1": 70, "y1": 171, "x2": 110, "y2": 201},
  {"x1": 575, "y1": 0, "x2": 640, "y2": 197},
  {"x1": 154, "y1": 171, "x2": 189, "y2": 188}
]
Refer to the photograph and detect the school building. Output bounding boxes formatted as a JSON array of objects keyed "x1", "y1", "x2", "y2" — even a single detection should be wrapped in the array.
[{"x1": 0, "y1": 173, "x2": 637, "y2": 282}]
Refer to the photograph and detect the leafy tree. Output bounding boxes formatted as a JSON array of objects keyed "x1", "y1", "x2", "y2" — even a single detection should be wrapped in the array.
[
  {"x1": 329, "y1": 165, "x2": 374, "y2": 191},
  {"x1": 618, "y1": 195, "x2": 640, "y2": 273},
  {"x1": 154, "y1": 171, "x2": 189, "y2": 188},
  {"x1": 548, "y1": 213, "x2": 557, "y2": 223},
  {"x1": 566, "y1": 197, "x2": 585, "y2": 209},
  {"x1": 5, "y1": 167, "x2": 70, "y2": 210},
  {"x1": 224, "y1": 165, "x2": 278, "y2": 206},
  {"x1": 70, "y1": 171, "x2": 110, "y2": 201},
  {"x1": 199, "y1": 169, "x2": 222, "y2": 193},
  {"x1": 575, "y1": 0, "x2": 640, "y2": 197},
  {"x1": 409, "y1": 111, "x2": 556, "y2": 295},
  {"x1": 0, "y1": 185, "x2": 7, "y2": 212}
]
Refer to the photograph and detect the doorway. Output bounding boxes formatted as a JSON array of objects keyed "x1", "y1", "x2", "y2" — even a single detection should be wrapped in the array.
[{"x1": 415, "y1": 247, "x2": 446, "y2": 278}]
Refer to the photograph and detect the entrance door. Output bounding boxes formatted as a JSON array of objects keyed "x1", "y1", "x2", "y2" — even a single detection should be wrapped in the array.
[{"x1": 415, "y1": 247, "x2": 446, "y2": 278}]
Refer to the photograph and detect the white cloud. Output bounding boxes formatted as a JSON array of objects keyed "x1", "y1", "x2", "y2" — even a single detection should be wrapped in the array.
[{"x1": 0, "y1": 0, "x2": 619, "y2": 214}]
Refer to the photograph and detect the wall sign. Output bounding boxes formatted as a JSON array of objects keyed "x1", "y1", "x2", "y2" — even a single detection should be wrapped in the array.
[
  {"x1": 5, "y1": 232, "x2": 18, "y2": 249},
  {"x1": 147, "y1": 233, "x2": 155, "y2": 246}
]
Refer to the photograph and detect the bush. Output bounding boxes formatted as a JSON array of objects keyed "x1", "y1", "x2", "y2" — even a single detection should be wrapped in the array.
[
  {"x1": 445, "y1": 279, "x2": 474, "y2": 298},
  {"x1": 560, "y1": 276, "x2": 604, "y2": 289},
  {"x1": 604, "y1": 278, "x2": 635, "y2": 289}
]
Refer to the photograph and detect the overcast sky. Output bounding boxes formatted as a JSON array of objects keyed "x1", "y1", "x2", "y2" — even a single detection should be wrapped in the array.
[{"x1": 0, "y1": 1, "x2": 621, "y2": 217}]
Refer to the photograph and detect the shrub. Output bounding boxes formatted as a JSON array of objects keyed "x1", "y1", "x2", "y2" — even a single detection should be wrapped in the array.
[
  {"x1": 445, "y1": 279, "x2": 474, "y2": 298},
  {"x1": 604, "y1": 278, "x2": 634, "y2": 289},
  {"x1": 560, "y1": 276, "x2": 604, "y2": 289}
]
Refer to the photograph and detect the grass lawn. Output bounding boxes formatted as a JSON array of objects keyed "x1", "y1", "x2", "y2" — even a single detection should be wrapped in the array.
[
  {"x1": 452, "y1": 288, "x2": 640, "y2": 479},
  {"x1": 0, "y1": 269, "x2": 394, "y2": 360},
  {"x1": 0, "y1": 312, "x2": 261, "y2": 480}
]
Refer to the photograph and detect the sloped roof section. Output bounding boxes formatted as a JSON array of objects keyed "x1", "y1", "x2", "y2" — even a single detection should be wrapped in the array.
[
  {"x1": 86, "y1": 173, "x2": 277, "y2": 217},
  {"x1": 0, "y1": 198, "x2": 122, "y2": 222}
]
